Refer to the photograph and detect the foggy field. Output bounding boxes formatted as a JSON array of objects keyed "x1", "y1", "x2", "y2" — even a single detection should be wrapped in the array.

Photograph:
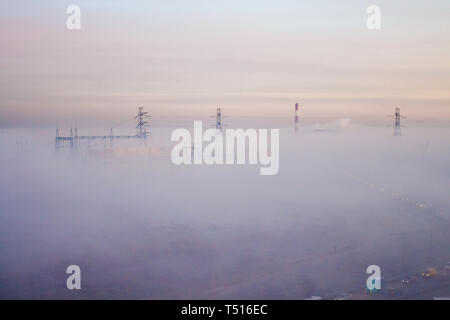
[{"x1": 1, "y1": 120, "x2": 450, "y2": 299}]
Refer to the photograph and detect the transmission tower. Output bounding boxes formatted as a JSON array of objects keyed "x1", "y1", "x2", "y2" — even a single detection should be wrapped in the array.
[
  {"x1": 215, "y1": 107, "x2": 222, "y2": 131},
  {"x1": 210, "y1": 107, "x2": 226, "y2": 131},
  {"x1": 389, "y1": 107, "x2": 406, "y2": 136},
  {"x1": 295, "y1": 102, "x2": 299, "y2": 131},
  {"x1": 135, "y1": 107, "x2": 150, "y2": 138}
]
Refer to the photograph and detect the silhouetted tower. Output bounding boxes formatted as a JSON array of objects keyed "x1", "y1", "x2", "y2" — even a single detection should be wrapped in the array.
[
  {"x1": 395, "y1": 107, "x2": 401, "y2": 127},
  {"x1": 393, "y1": 107, "x2": 406, "y2": 136},
  {"x1": 210, "y1": 107, "x2": 226, "y2": 131},
  {"x1": 135, "y1": 107, "x2": 149, "y2": 138},
  {"x1": 295, "y1": 102, "x2": 299, "y2": 131},
  {"x1": 215, "y1": 107, "x2": 222, "y2": 130}
]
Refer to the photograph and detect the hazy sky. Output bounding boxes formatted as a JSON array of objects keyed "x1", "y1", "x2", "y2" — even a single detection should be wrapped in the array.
[{"x1": 0, "y1": 0, "x2": 449, "y2": 126}]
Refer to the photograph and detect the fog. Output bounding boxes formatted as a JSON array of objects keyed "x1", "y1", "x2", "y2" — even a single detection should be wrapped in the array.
[{"x1": 0, "y1": 120, "x2": 449, "y2": 299}]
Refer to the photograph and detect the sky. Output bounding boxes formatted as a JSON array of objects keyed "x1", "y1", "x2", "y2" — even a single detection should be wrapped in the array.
[{"x1": 0, "y1": 0, "x2": 449, "y2": 126}]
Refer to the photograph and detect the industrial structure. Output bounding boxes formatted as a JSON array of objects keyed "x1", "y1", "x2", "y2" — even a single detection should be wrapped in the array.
[
  {"x1": 210, "y1": 107, "x2": 224, "y2": 131},
  {"x1": 390, "y1": 107, "x2": 406, "y2": 136},
  {"x1": 294, "y1": 102, "x2": 299, "y2": 131},
  {"x1": 55, "y1": 107, "x2": 150, "y2": 149},
  {"x1": 135, "y1": 107, "x2": 149, "y2": 138}
]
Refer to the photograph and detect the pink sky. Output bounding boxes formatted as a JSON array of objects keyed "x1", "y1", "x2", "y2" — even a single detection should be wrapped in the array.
[{"x1": 0, "y1": 1, "x2": 449, "y2": 126}]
